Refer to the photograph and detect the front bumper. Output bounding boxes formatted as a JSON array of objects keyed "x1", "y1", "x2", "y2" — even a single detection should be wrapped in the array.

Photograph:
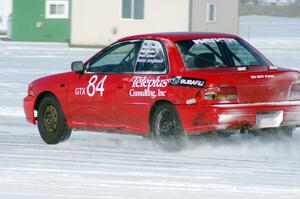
[
  {"x1": 176, "y1": 101, "x2": 300, "y2": 135},
  {"x1": 23, "y1": 95, "x2": 36, "y2": 124}
]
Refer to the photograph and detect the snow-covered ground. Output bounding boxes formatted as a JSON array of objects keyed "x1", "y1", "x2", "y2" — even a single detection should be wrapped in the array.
[
  {"x1": 239, "y1": 15, "x2": 300, "y2": 70},
  {"x1": 0, "y1": 16, "x2": 300, "y2": 199}
]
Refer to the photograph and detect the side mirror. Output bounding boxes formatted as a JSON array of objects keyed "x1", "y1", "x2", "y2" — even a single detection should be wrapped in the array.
[{"x1": 71, "y1": 61, "x2": 85, "y2": 73}]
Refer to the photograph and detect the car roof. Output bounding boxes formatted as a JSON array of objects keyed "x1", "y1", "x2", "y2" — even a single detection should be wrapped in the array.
[{"x1": 119, "y1": 32, "x2": 239, "y2": 42}]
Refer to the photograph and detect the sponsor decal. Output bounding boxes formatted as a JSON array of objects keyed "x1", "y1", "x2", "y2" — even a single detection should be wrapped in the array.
[
  {"x1": 132, "y1": 76, "x2": 168, "y2": 89},
  {"x1": 170, "y1": 76, "x2": 182, "y2": 85},
  {"x1": 75, "y1": 75, "x2": 107, "y2": 97},
  {"x1": 129, "y1": 76, "x2": 169, "y2": 99},
  {"x1": 170, "y1": 76, "x2": 206, "y2": 88},
  {"x1": 250, "y1": 75, "x2": 275, "y2": 79},
  {"x1": 137, "y1": 40, "x2": 164, "y2": 64},
  {"x1": 129, "y1": 89, "x2": 167, "y2": 99},
  {"x1": 193, "y1": 38, "x2": 235, "y2": 45}
]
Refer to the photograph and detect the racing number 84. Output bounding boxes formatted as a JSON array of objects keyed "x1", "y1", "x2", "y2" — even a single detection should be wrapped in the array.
[{"x1": 87, "y1": 75, "x2": 107, "y2": 97}]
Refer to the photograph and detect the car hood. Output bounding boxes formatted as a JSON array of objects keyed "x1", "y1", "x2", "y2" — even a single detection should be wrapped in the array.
[{"x1": 31, "y1": 72, "x2": 74, "y2": 86}]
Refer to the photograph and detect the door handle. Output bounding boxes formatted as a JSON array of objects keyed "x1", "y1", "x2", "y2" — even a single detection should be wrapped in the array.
[{"x1": 117, "y1": 85, "x2": 124, "y2": 89}]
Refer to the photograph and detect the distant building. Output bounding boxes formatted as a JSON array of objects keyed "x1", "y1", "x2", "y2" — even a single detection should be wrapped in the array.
[
  {"x1": 71, "y1": 0, "x2": 239, "y2": 46},
  {"x1": 11, "y1": 0, "x2": 70, "y2": 42},
  {"x1": 10, "y1": 0, "x2": 239, "y2": 45},
  {"x1": 0, "y1": 0, "x2": 12, "y2": 35}
]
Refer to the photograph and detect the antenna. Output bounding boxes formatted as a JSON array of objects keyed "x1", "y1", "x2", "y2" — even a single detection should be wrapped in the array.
[{"x1": 247, "y1": 25, "x2": 251, "y2": 42}]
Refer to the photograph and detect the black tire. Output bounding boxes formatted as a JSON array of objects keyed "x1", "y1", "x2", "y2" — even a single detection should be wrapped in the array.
[
  {"x1": 151, "y1": 103, "x2": 185, "y2": 150},
  {"x1": 37, "y1": 95, "x2": 72, "y2": 144}
]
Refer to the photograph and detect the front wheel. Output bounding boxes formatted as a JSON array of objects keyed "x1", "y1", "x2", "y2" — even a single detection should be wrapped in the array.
[
  {"x1": 151, "y1": 103, "x2": 185, "y2": 150},
  {"x1": 37, "y1": 95, "x2": 72, "y2": 144}
]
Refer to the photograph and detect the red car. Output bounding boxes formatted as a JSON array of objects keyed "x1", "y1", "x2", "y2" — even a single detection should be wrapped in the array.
[{"x1": 24, "y1": 32, "x2": 300, "y2": 145}]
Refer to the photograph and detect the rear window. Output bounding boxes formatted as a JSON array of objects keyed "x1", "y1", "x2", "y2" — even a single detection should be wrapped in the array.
[{"x1": 176, "y1": 38, "x2": 270, "y2": 69}]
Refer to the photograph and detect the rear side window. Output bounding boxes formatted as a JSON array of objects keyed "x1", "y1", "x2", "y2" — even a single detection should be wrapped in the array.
[{"x1": 135, "y1": 40, "x2": 167, "y2": 73}]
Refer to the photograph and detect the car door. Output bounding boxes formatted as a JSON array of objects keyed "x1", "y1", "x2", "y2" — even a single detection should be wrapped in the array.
[
  {"x1": 119, "y1": 39, "x2": 170, "y2": 133},
  {"x1": 67, "y1": 40, "x2": 142, "y2": 129}
]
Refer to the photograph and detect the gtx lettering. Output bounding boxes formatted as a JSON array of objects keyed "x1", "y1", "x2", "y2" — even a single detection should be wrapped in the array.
[{"x1": 75, "y1": 88, "x2": 86, "y2": 95}]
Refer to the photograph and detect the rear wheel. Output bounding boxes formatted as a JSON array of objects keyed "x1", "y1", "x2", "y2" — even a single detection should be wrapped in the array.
[
  {"x1": 151, "y1": 103, "x2": 185, "y2": 150},
  {"x1": 37, "y1": 95, "x2": 72, "y2": 144}
]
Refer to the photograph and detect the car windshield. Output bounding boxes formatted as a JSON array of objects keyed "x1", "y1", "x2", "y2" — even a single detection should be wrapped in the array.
[{"x1": 176, "y1": 38, "x2": 270, "y2": 69}]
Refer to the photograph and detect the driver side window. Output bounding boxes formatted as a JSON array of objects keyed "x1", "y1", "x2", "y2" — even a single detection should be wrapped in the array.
[{"x1": 87, "y1": 41, "x2": 142, "y2": 73}]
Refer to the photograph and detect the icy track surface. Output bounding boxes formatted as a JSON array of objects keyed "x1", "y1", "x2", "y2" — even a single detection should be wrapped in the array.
[{"x1": 1, "y1": 16, "x2": 300, "y2": 199}]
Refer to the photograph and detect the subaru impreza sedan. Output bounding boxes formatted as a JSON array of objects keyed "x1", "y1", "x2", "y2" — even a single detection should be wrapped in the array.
[{"x1": 24, "y1": 32, "x2": 300, "y2": 145}]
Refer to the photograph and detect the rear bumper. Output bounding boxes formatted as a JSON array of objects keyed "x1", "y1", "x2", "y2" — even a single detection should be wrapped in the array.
[
  {"x1": 176, "y1": 101, "x2": 300, "y2": 135},
  {"x1": 23, "y1": 95, "x2": 36, "y2": 124}
]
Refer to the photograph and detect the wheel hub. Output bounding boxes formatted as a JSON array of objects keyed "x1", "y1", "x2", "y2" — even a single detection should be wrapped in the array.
[
  {"x1": 42, "y1": 105, "x2": 58, "y2": 133},
  {"x1": 157, "y1": 110, "x2": 176, "y2": 137}
]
